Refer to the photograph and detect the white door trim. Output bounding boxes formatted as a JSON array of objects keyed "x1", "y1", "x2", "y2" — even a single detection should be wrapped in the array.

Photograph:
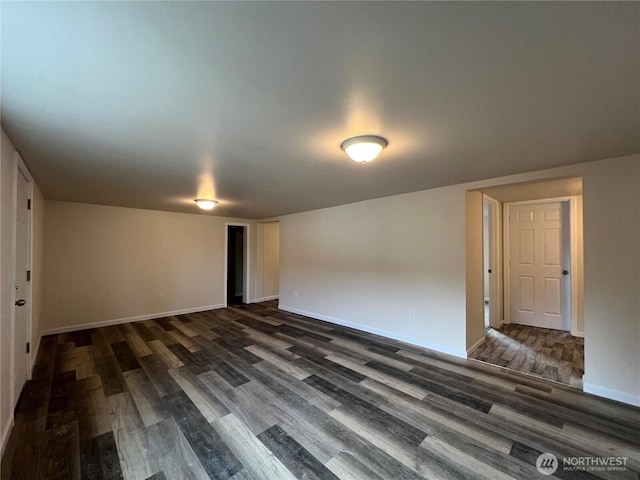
[
  {"x1": 568, "y1": 197, "x2": 581, "y2": 336},
  {"x1": 10, "y1": 152, "x2": 34, "y2": 409},
  {"x1": 503, "y1": 196, "x2": 579, "y2": 334},
  {"x1": 483, "y1": 195, "x2": 501, "y2": 329},
  {"x1": 224, "y1": 222, "x2": 251, "y2": 306}
]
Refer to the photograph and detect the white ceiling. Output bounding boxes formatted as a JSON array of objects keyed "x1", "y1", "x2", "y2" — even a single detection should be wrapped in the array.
[{"x1": 1, "y1": 2, "x2": 638, "y2": 219}]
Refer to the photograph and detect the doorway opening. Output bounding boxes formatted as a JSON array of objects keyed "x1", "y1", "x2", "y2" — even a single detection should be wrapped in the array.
[
  {"x1": 226, "y1": 224, "x2": 249, "y2": 306},
  {"x1": 467, "y1": 177, "x2": 584, "y2": 389}
]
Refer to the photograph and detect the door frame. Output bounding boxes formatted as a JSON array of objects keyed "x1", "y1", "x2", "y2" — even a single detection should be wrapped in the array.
[
  {"x1": 224, "y1": 222, "x2": 251, "y2": 306},
  {"x1": 503, "y1": 196, "x2": 580, "y2": 334},
  {"x1": 10, "y1": 152, "x2": 34, "y2": 407},
  {"x1": 483, "y1": 195, "x2": 501, "y2": 329}
]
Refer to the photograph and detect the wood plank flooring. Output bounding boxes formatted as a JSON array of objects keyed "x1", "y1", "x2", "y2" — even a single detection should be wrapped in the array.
[
  {"x1": 469, "y1": 324, "x2": 585, "y2": 388},
  {"x1": 2, "y1": 301, "x2": 639, "y2": 480}
]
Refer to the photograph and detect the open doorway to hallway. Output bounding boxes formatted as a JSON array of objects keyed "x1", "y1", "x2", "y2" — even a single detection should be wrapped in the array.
[
  {"x1": 468, "y1": 177, "x2": 585, "y2": 389},
  {"x1": 226, "y1": 224, "x2": 249, "y2": 306}
]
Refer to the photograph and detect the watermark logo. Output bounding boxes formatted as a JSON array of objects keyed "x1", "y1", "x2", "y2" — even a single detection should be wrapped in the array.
[
  {"x1": 563, "y1": 455, "x2": 628, "y2": 472},
  {"x1": 536, "y1": 453, "x2": 629, "y2": 475},
  {"x1": 536, "y1": 453, "x2": 559, "y2": 475}
]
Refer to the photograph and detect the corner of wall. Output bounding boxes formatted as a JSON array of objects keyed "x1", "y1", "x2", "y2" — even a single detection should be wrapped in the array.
[{"x1": 466, "y1": 335, "x2": 485, "y2": 357}]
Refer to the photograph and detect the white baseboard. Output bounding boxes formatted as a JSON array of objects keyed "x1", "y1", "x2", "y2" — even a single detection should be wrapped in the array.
[
  {"x1": 278, "y1": 305, "x2": 467, "y2": 359},
  {"x1": 40, "y1": 304, "x2": 226, "y2": 336},
  {"x1": 250, "y1": 295, "x2": 279, "y2": 303},
  {"x1": 1, "y1": 417, "x2": 14, "y2": 460},
  {"x1": 583, "y1": 381, "x2": 640, "y2": 407},
  {"x1": 571, "y1": 330, "x2": 584, "y2": 338},
  {"x1": 466, "y1": 335, "x2": 485, "y2": 356}
]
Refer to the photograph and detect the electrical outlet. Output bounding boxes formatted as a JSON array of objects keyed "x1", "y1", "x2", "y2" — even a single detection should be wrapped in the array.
[
  {"x1": 294, "y1": 290, "x2": 298, "y2": 298},
  {"x1": 160, "y1": 293, "x2": 166, "y2": 301},
  {"x1": 409, "y1": 309, "x2": 415, "y2": 319}
]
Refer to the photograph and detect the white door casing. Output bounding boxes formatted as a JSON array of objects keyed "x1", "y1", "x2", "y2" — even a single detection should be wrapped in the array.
[
  {"x1": 483, "y1": 195, "x2": 500, "y2": 329},
  {"x1": 224, "y1": 222, "x2": 251, "y2": 305},
  {"x1": 508, "y1": 201, "x2": 570, "y2": 331}
]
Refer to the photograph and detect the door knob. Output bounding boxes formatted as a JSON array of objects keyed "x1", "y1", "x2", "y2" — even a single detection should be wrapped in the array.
[
  {"x1": 15, "y1": 299, "x2": 26, "y2": 306},
  {"x1": 562, "y1": 270, "x2": 569, "y2": 275}
]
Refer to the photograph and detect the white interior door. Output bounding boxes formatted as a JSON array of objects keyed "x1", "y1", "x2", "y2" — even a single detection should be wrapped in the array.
[
  {"x1": 509, "y1": 201, "x2": 569, "y2": 330},
  {"x1": 13, "y1": 166, "x2": 31, "y2": 404}
]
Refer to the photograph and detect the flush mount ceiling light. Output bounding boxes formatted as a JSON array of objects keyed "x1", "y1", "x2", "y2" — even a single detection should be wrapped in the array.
[
  {"x1": 340, "y1": 135, "x2": 388, "y2": 163},
  {"x1": 194, "y1": 199, "x2": 218, "y2": 210}
]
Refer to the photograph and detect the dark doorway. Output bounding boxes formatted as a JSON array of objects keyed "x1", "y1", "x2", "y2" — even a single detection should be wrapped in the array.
[{"x1": 227, "y1": 225, "x2": 245, "y2": 305}]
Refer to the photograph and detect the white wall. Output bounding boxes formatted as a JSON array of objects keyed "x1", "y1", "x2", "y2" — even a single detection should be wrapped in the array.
[
  {"x1": 581, "y1": 156, "x2": 639, "y2": 405},
  {"x1": 279, "y1": 185, "x2": 469, "y2": 358},
  {"x1": 279, "y1": 154, "x2": 640, "y2": 405},
  {"x1": 42, "y1": 201, "x2": 256, "y2": 333},
  {"x1": 466, "y1": 191, "x2": 485, "y2": 352},
  {"x1": 0, "y1": 129, "x2": 15, "y2": 455},
  {"x1": 31, "y1": 184, "x2": 46, "y2": 359},
  {"x1": 0, "y1": 128, "x2": 47, "y2": 455}
]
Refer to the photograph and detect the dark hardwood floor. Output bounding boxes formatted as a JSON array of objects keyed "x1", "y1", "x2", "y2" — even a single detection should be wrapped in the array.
[
  {"x1": 2, "y1": 301, "x2": 639, "y2": 480},
  {"x1": 469, "y1": 324, "x2": 585, "y2": 388}
]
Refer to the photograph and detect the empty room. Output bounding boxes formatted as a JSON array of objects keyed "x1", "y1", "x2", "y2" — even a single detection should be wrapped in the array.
[{"x1": 1, "y1": 2, "x2": 639, "y2": 479}]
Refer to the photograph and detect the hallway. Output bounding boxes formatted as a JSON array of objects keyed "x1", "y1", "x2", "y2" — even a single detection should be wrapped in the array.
[{"x1": 469, "y1": 324, "x2": 584, "y2": 388}]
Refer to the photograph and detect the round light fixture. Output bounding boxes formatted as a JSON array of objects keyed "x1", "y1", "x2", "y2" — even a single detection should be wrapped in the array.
[
  {"x1": 194, "y1": 199, "x2": 218, "y2": 210},
  {"x1": 340, "y1": 135, "x2": 388, "y2": 163}
]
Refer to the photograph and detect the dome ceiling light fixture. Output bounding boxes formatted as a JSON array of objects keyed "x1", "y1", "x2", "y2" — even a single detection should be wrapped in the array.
[
  {"x1": 340, "y1": 135, "x2": 388, "y2": 163},
  {"x1": 194, "y1": 199, "x2": 218, "y2": 210}
]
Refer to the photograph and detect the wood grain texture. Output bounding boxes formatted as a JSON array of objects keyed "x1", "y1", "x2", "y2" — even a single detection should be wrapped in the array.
[
  {"x1": 167, "y1": 366, "x2": 229, "y2": 423},
  {"x1": 147, "y1": 339, "x2": 184, "y2": 369},
  {"x1": 124, "y1": 369, "x2": 169, "y2": 428},
  {"x1": 124, "y1": 332, "x2": 153, "y2": 358},
  {"x1": 163, "y1": 391, "x2": 242, "y2": 479},
  {"x1": 469, "y1": 324, "x2": 585, "y2": 388},
  {"x1": 2, "y1": 301, "x2": 639, "y2": 480},
  {"x1": 81, "y1": 431, "x2": 123, "y2": 480},
  {"x1": 326, "y1": 451, "x2": 384, "y2": 480},
  {"x1": 146, "y1": 418, "x2": 210, "y2": 480},
  {"x1": 109, "y1": 392, "x2": 157, "y2": 480},
  {"x1": 213, "y1": 413, "x2": 298, "y2": 480},
  {"x1": 256, "y1": 424, "x2": 340, "y2": 480}
]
